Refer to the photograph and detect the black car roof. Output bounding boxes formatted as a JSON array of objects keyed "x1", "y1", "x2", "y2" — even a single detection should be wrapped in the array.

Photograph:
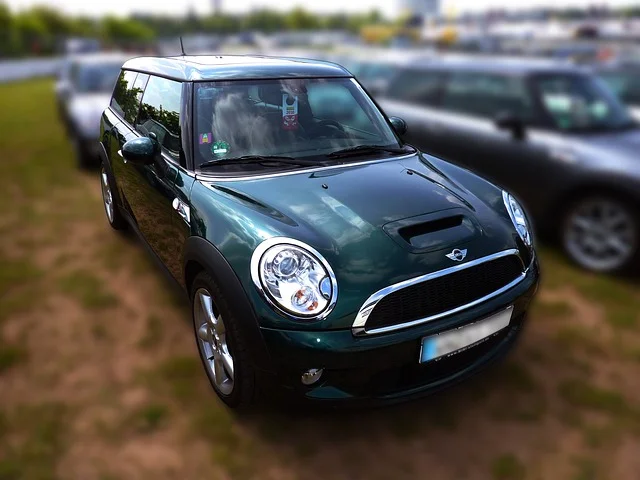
[
  {"x1": 121, "y1": 55, "x2": 352, "y2": 82},
  {"x1": 405, "y1": 54, "x2": 590, "y2": 76}
]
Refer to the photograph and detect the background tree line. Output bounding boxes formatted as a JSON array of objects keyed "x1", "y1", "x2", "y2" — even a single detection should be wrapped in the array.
[{"x1": 0, "y1": 2, "x2": 386, "y2": 58}]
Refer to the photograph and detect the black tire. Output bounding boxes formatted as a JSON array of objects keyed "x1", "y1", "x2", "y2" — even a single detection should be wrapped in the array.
[
  {"x1": 561, "y1": 194, "x2": 639, "y2": 274},
  {"x1": 100, "y1": 163, "x2": 128, "y2": 231},
  {"x1": 191, "y1": 271, "x2": 257, "y2": 408}
]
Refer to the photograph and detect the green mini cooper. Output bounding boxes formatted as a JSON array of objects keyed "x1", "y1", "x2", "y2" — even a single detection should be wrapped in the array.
[{"x1": 99, "y1": 55, "x2": 540, "y2": 407}]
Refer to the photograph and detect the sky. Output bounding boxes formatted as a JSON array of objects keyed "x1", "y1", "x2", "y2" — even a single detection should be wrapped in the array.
[{"x1": 5, "y1": 0, "x2": 639, "y2": 18}]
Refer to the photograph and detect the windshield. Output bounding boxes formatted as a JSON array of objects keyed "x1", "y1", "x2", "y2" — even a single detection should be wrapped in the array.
[
  {"x1": 193, "y1": 77, "x2": 400, "y2": 169},
  {"x1": 73, "y1": 62, "x2": 123, "y2": 93},
  {"x1": 599, "y1": 71, "x2": 640, "y2": 106},
  {"x1": 534, "y1": 74, "x2": 634, "y2": 133}
]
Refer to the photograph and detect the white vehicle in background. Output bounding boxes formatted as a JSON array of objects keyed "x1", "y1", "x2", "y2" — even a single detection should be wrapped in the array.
[{"x1": 55, "y1": 53, "x2": 132, "y2": 168}]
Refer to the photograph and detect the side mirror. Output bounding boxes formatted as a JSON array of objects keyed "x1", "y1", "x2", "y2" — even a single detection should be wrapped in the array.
[
  {"x1": 389, "y1": 116, "x2": 408, "y2": 136},
  {"x1": 122, "y1": 136, "x2": 158, "y2": 165},
  {"x1": 495, "y1": 112, "x2": 526, "y2": 140}
]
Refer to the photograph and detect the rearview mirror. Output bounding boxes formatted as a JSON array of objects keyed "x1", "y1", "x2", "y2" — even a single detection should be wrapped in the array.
[
  {"x1": 122, "y1": 136, "x2": 158, "y2": 165},
  {"x1": 389, "y1": 116, "x2": 408, "y2": 136},
  {"x1": 495, "y1": 112, "x2": 526, "y2": 140}
]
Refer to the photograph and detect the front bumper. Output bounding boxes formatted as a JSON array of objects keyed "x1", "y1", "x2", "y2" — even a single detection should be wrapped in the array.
[{"x1": 259, "y1": 257, "x2": 539, "y2": 404}]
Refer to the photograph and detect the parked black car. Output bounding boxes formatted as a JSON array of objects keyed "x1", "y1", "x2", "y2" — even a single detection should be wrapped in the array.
[
  {"x1": 370, "y1": 55, "x2": 640, "y2": 274},
  {"x1": 98, "y1": 55, "x2": 539, "y2": 407}
]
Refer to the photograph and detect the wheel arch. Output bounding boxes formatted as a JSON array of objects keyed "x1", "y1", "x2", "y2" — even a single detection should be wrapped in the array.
[
  {"x1": 182, "y1": 236, "x2": 273, "y2": 370},
  {"x1": 548, "y1": 180, "x2": 640, "y2": 237}
]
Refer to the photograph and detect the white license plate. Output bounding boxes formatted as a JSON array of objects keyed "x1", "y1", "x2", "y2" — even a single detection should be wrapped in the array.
[{"x1": 420, "y1": 306, "x2": 513, "y2": 363}]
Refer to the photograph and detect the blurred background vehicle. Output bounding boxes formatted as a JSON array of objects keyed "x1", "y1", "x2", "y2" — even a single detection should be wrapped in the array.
[
  {"x1": 597, "y1": 63, "x2": 640, "y2": 120},
  {"x1": 54, "y1": 52, "x2": 132, "y2": 168},
  {"x1": 368, "y1": 55, "x2": 640, "y2": 273}
]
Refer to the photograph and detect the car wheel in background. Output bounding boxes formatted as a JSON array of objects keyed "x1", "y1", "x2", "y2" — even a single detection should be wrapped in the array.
[
  {"x1": 562, "y1": 195, "x2": 639, "y2": 274},
  {"x1": 191, "y1": 271, "x2": 256, "y2": 408},
  {"x1": 100, "y1": 164, "x2": 127, "y2": 231}
]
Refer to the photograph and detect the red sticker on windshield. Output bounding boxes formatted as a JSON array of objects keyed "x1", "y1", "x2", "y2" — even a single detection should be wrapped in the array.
[{"x1": 282, "y1": 94, "x2": 298, "y2": 130}]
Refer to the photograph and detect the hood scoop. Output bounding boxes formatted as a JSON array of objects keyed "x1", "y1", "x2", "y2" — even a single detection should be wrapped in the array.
[{"x1": 383, "y1": 208, "x2": 481, "y2": 253}]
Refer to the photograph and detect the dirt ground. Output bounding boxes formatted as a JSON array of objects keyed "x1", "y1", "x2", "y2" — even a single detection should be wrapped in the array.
[{"x1": 1, "y1": 79, "x2": 640, "y2": 480}]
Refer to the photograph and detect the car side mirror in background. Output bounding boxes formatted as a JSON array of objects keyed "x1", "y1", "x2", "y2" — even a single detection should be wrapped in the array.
[
  {"x1": 122, "y1": 137, "x2": 158, "y2": 165},
  {"x1": 389, "y1": 116, "x2": 408, "y2": 136},
  {"x1": 495, "y1": 112, "x2": 526, "y2": 140}
]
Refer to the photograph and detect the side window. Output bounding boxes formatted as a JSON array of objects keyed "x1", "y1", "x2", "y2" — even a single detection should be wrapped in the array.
[
  {"x1": 387, "y1": 68, "x2": 443, "y2": 106},
  {"x1": 135, "y1": 75, "x2": 182, "y2": 160},
  {"x1": 442, "y1": 73, "x2": 533, "y2": 120},
  {"x1": 110, "y1": 70, "x2": 145, "y2": 124}
]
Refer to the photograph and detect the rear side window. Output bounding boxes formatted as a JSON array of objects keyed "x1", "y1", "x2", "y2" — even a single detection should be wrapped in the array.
[
  {"x1": 110, "y1": 70, "x2": 146, "y2": 124},
  {"x1": 599, "y1": 71, "x2": 640, "y2": 105},
  {"x1": 135, "y1": 75, "x2": 182, "y2": 160},
  {"x1": 442, "y1": 72, "x2": 533, "y2": 120},
  {"x1": 387, "y1": 68, "x2": 443, "y2": 106}
]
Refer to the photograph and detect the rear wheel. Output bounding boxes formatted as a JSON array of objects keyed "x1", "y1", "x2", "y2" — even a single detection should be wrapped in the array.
[
  {"x1": 562, "y1": 195, "x2": 639, "y2": 273},
  {"x1": 191, "y1": 271, "x2": 256, "y2": 408},
  {"x1": 100, "y1": 164, "x2": 127, "y2": 231},
  {"x1": 72, "y1": 137, "x2": 95, "y2": 170}
]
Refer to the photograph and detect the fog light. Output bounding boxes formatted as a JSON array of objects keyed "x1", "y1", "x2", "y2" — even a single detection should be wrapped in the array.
[{"x1": 301, "y1": 368, "x2": 323, "y2": 386}]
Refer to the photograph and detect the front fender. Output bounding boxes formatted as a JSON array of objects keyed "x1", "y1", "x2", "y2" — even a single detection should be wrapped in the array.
[{"x1": 182, "y1": 236, "x2": 272, "y2": 370}]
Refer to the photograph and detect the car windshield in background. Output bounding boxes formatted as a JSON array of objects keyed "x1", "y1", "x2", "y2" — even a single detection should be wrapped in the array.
[
  {"x1": 599, "y1": 71, "x2": 640, "y2": 106},
  {"x1": 534, "y1": 74, "x2": 634, "y2": 133},
  {"x1": 193, "y1": 77, "x2": 400, "y2": 169},
  {"x1": 74, "y1": 63, "x2": 123, "y2": 93}
]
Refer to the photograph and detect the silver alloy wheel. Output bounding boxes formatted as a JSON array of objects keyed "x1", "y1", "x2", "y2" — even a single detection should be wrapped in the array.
[
  {"x1": 194, "y1": 288, "x2": 234, "y2": 396},
  {"x1": 563, "y1": 197, "x2": 637, "y2": 272},
  {"x1": 100, "y1": 167, "x2": 114, "y2": 224}
]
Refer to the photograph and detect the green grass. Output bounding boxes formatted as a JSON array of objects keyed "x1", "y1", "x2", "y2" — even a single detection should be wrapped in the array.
[
  {"x1": 131, "y1": 403, "x2": 170, "y2": 433},
  {"x1": 138, "y1": 314, "x2": 164, "y2": 349},
  {"x1": 58, "y1": 270, "x2": 118, "y2": 310},
  {"x1": 0, "y1": 342, "x2": 28, "y2": 373},
  {"x1": 0, "y1": 403, "x2": 69, "y2": 480},
  {"x1": 558, "y1": 380, "x2": 630, "y2": 417},
  {"x1": 156, "y1": 356, "x2": 202, "y2": 402},
  {"x1": 531, "y1": 297, "x2": 574, "y2": 319},
  {"x1": 491, "y1": 454, "x2": 526, "y2": 480}
]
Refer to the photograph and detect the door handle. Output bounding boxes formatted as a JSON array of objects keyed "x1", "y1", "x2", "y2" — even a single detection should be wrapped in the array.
[{"x1": 172, "y1": 198, "x2": 191, "y2": 226}]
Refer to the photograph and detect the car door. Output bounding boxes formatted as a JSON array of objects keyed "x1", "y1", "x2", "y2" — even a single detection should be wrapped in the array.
[{"x1": 121, "y1": 74, "x2": 186, "y2": 271}]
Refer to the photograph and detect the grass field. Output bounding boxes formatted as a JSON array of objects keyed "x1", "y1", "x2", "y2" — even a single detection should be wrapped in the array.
[{"x1": 1, "y1": 79, "x2": 640, "y2": 480}]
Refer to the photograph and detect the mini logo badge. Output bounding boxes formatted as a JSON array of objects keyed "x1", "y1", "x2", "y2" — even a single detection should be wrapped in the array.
[{"x1": 446, "y1": 248, "x2": 468, "y2": 262}]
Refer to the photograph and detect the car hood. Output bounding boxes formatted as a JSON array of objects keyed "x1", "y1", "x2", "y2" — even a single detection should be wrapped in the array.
[{"x1": 195, "y1": 153, "x2": 524, "y2": 329}]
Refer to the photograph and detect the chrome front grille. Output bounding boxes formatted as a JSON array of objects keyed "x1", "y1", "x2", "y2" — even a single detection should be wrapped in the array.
[{"x1": 352, "y1": 249, "x2": 526, "y2": 336}]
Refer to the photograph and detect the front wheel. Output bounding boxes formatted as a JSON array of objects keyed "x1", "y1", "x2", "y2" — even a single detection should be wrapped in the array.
[
  {"x1": 191, "y1": 271, "x2": 256, "y2": 408},
  {"x1": 561, "y1": 195, "x2": 639, "y2": 274}
]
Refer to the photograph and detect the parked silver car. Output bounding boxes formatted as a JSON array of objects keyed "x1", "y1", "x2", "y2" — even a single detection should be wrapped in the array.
[
  {"x1": 55, "y1": 53, "x2": 131, "y2": 168},
  {"x1": 368, "y1": 55, "x2": 640, "y2": 273}
]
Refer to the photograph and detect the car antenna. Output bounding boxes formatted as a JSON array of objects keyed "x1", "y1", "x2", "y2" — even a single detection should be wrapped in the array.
[{"x1": 179, "y1": 36, "x2": 186, "y2": 56}]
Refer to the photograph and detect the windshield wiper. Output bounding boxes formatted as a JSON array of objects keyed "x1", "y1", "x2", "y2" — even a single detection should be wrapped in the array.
[
  {"x1": 327, "y1": 144, "x2": 415, "y2": 159},
  {"x1": 199, "y1": 155, "x2": 324, "y2": 169}
]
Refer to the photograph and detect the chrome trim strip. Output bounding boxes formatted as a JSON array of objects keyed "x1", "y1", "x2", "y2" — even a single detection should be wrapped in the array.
[
  {"x1": 195, "y1": 153, "x2": 416, "y2": 183},
  {"x1": 352, "y1": 249, "x2": 525, "y2": 336},
  {"x1": 250, "y1": 236, "x2": 338, "y2": 321}
]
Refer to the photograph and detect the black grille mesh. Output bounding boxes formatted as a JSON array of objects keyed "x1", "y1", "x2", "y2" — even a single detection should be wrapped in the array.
[{"x1": 365, "y1": 255, "x2": 523, "y2": 331}]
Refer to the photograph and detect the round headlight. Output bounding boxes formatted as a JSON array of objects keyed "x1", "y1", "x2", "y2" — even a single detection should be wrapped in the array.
[
  {"x1": 250, "y1": 238, "x2": 338, "y2": 320},
  {"x1": 502, "y1": 190, "x2": 532, "y2": 247}
]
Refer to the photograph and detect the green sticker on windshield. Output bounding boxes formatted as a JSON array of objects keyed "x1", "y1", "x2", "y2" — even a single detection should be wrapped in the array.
[{"x1": 211, "y1": 140, "x2": 230, "y2": 157}]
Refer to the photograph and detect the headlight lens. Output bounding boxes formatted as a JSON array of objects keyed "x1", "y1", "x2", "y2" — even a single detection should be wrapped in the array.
[
  {"x1": 251, "y1": 238, "x2": 338, "y2": 320},
  {"x1": 502, "y1": 191, "x2": 532, "y2": 247}
]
